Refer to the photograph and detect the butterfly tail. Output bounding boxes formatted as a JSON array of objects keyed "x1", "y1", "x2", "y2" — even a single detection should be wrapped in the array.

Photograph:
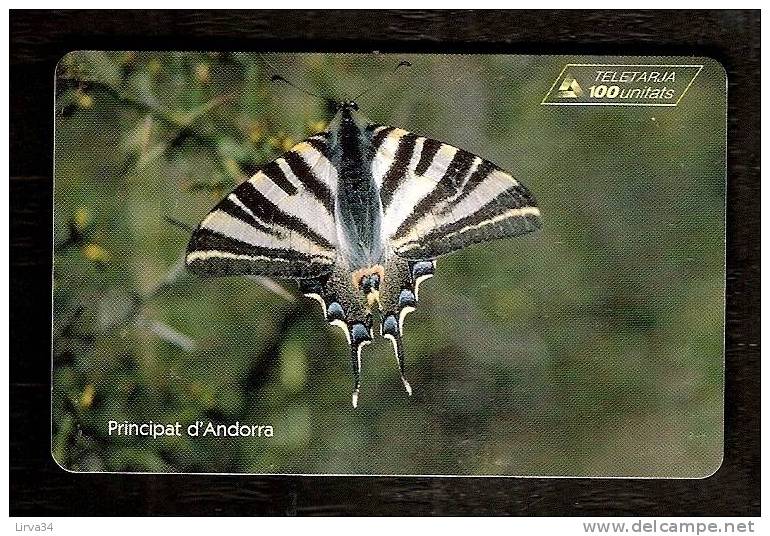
[
  {"x1": 299, "y1": 272, "x2": 373, "y2": 408},
  {"x1": 378, "y1": 258, "x2": 437, "y2": 397},
  {"x1": 381, "y1": 314, "x2": 412, "y2": 396},
  {"x1": 349, "y1": 322, "x2": 372, "y2": 408}
]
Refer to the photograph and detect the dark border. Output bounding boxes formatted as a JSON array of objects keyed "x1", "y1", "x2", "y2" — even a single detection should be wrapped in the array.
[{"x1": 10, "y1": 9, "x2": 759, "y2": 516}]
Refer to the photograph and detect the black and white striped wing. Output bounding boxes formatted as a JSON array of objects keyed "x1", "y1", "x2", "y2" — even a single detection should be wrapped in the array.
[
  {"x1": 186, "y1": 134, "x2": 339, "y2": 279},
  {"x1": 371, "y1": 126, "x2": 542, "y2": 260}
]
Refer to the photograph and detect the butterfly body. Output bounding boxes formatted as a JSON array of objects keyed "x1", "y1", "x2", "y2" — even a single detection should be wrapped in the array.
[
  {"x1": 327, "y1": 104, "x2": 387, "y2": 271},
  {"x1": 187, "y1": 100, "x2": 542, "y2": 407}
]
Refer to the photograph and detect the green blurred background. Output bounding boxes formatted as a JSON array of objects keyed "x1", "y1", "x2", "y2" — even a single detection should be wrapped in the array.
[{"x1": 52, "y1": 52, "x2": 725, "y2": 476}]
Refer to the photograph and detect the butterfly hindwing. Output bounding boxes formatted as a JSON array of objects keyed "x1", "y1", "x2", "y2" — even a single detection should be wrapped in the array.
[
  {"x1": 186, "y1": 133, "x2": 339, "y2": 279},
  {"x1": 370, "y1": 126, "x2": 542, "y2": 260},
  {"x1": 299, "y1": 267, "x2": 374, "y2": 408},
  {"x1": 378, "y1": 256, "x2": 436, "y2": 397},
  {"x1": 299, "y1": 255, "x2": 436, "y2": 407}
]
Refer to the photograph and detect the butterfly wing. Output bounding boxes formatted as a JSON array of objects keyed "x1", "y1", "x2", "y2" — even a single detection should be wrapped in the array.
[
  {"x1": 370, "y1": 126, "x2": 542, "y2": 260},
  {"x1": 186, "y1": 133, "x2": 339, "y2": 279},
  {"x1": 368, "y1": 126, "x2": 542, "y2": 400}
]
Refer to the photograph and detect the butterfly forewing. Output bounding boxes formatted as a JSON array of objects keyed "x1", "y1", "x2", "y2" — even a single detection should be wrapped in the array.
[
  {"x1": 186, "y1": 134, "x2": 339, "y2": 278},
  {"x1": 370, "y1": 126, "x2": 542, "y2": 260}
]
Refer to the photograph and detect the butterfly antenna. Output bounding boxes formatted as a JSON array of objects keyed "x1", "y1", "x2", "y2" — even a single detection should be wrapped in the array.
[
  {"x1": 270, "y1": 74, "x2": 328, "y2": 102},
  {"x1": 164, "y1": 216, "x2": 194, "y2": 233},
  {"x1": 353, "y1": 60, "x2": 412, "y2": 102},
  {"x1": 258, "y1": 54, "x2": 328, "y2": 103}
]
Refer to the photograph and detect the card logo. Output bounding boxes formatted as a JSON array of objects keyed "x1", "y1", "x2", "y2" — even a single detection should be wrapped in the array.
[
  {"x1": 542, "y1": 64, "x2": 703, "y2": 107},
  {"x1": 557, "y1": 75, "x2": 583, "y2": 98}
]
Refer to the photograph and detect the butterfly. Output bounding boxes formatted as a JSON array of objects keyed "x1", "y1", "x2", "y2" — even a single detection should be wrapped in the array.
[{"x1": 186, "y1": 100, "x2": 542, "y2": 407}]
